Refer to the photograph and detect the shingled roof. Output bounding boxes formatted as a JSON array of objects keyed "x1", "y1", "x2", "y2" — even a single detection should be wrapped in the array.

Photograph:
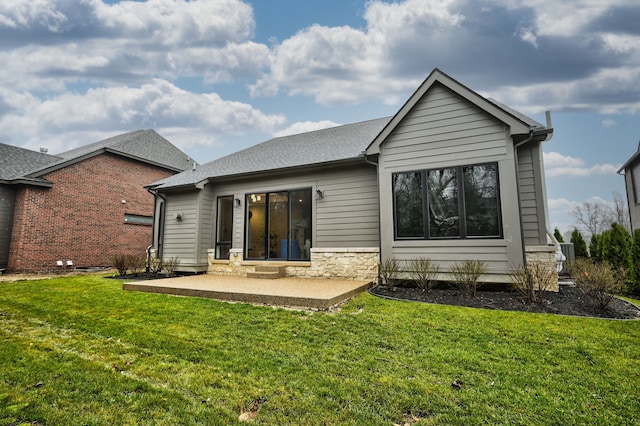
[
  {"x1": 150, "y1": 117, "x2": 392, "y2": 190},
  {"x1": 0, "y1": 144, "x2": 61, "y2": 185},
  {"x1": 0, "y1": 130, "x2": 193, "y2": 186}
]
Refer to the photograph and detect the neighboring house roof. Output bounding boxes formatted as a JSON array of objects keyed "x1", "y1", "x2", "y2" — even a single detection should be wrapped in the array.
[
  {"x1": 0, "y1": 144, "x2": 61, "y2": 186},
  {"x1": 367, "y1": 68, "x2": 553, "y2": 155},
  {"x1": 150, "y1": 117, "x2": 392, "y2": 190},
  {"x1": 0, "y1": 130, "x2": 193, "y2": 187}
]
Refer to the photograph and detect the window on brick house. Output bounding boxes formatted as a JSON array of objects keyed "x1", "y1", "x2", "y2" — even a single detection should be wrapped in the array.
[{"x1": 124, "y1": 214, "x2": 153, "y2": 226}]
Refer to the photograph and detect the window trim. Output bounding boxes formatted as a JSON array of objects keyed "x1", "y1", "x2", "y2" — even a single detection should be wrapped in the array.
[{"x1": 393, "y1": 162, "x2": 503, "y2": 240}]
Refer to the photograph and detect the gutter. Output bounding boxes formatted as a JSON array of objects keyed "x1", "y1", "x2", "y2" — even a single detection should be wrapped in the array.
[
  {"x1": 146, "y1": 186, "x2": 167, "y2": 269},
  {"x1": 363, "y1": 151, "x2": 383, "y2": 284},
  {"x1": 513, "y1": 111, "x2": 560, "y2": 267},
  {"x1": 513, "y1": 131, "x2": 535, "y2": 266}
]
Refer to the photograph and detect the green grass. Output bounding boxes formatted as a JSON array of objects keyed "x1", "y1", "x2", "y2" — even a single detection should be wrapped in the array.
[{"x1": 1, "y1": 276, "x2": 639, "y2": 425}]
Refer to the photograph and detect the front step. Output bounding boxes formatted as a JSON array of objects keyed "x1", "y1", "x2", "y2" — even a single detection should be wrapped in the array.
[{"x1": 247, "y1": 265, "x2": 286, "y2": 279}]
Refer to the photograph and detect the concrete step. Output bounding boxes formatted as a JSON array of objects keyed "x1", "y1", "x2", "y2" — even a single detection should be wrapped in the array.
[
  {"x1": 247, "y1": 265, "x2": 286, "y2": 279},
  {"x1": 247, "y1": 271, "x2": 284, "y2": 279}
]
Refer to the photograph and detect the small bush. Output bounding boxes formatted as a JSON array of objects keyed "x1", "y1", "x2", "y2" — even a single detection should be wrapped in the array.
[
  {"x1": 508, "y1": 262, "x2": 556, "y2": 304},
  {"x1": 569, "y1": 258, "x2": 622, "y2": 310},
  {"x1": 379, "y1": 258, "x2": 400, "y2": 287},
  {"x1": 127, "y1": 255, "x2": 146, "y2": 275},
  {"x1": 408, "y1": 257, "x2": 440, "y2": 291},
  {"x1": 111, "y1": 254, "x2": 128, "y2": 276},
  {"x1": 449, "y1": 260, "x2": 487, "y2": 298},
  {"x1": 163, "y1": 257, "x2": 181, "y2": 277},
  {"x1": 149, "y1": 256, "x2": 163, "y2": 274}
]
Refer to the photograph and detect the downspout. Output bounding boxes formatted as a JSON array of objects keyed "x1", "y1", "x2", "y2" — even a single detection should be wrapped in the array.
[
  {"x1": 363, "y1": 151, "x2": 382, "y2": 285},
  {"x1": 513, "y1": 111, "x2": 562, "y2": 270},
  {"x1": 513, "y1": 131, "x2": 535, "y2": 267},
  {"x1": 146, "y1": 186, "x2": 167, "y2": 272}
]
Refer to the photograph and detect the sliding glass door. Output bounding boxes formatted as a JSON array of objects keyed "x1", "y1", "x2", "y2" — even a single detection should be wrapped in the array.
[{"x1": 245, "y1": 189, "x2": 311, "y2": 260}]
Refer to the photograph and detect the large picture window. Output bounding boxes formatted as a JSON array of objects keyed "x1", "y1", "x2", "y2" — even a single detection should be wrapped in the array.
[
  {"x1": 393, "y1": 163, "x2": 502, "y2": 239},
  {"x1": 245, "y1": 189, "x2": 311, "y2": 261}
]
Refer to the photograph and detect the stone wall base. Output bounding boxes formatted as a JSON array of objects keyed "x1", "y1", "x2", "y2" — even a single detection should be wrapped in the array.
[
  {"x1": 525, "y1": 245, "x2": 561, "y2": 292},
  {"x1": 208, "y1": 247, "x2": 379, "y2": 281}
]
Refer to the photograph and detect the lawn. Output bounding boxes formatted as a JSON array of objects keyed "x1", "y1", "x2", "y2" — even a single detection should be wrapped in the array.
[{"x1": 1, "y1": 276, "x2": 639, "y2": 425}]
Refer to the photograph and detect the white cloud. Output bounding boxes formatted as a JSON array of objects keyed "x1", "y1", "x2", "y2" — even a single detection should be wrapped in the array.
[
  {"x1": 548, "y1": 197, "x2": 579, "y2": 212},
  {"x1": 543, "y1": 152, "x2": 620, "y2": 177},
  {"x1": 0, "y1": 0, "x2": 268, "y2": 91},
  {"x1": 273, "y1": 120, "x2": 340, "y2": 137},
  {"x1": 251, "y1": 0, "x2": 464, "y2": 105},
  {"x1": 0, "y1": 79, "x2": 285, "y2": 153},
  {"x1": 251, "y1": 0, "x2": 640, "y2": 114},
  {"x1": 602, "y1": 118, "x2": 617, "y2": 128}
]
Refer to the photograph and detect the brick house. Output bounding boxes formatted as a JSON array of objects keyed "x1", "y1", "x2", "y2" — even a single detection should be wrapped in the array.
[{"x1": 0, "y1": 130, "x2": 193, "y2": 273}]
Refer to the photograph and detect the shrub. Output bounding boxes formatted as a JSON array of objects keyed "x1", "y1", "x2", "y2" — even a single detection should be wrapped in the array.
[
  {"x1": 408, "y1": 257, "x2": 440, "y2": 291},
  {"x1": 163, "y1": 257, "x2": 181, "y2": 277},
  {"x1": 149, "y1": 256, "x2": 163, "y2": 275},
  {"x1": 570, "y1": 229, "x2": 589, "y2": 258},
  {"x1": 378, "y1": 258, "x2": 400, "y2": 287},
  {"x1": 568, "y1": 258, "x2": 622, "y2": 310},
  {"x1": 589, "y1": 234, "x2": 601, "y2": 262},
  {"x1": 553, "y1": 227, "x2": 564, "y2": 243},
  {"x1": 111, "y1": 254, "x2": 128, "y2": 276},
  {"x1": 127, "y1": 255, "x2": 146, "y2": 275},
  {"x1": 449, "y1": 260, "x2": 487, "y2": 299},
  {"x1": 508, "y1": 262, "x2": 556, "y2": 304}
]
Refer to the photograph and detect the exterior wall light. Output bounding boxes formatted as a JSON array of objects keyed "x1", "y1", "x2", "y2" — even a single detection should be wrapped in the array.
[
  {"x1": 235, "y1": 198, "x2": 242, "y2": 208},
  {"x1": 176, "y1": 212, "x2": 183, "y2": 221},
  {"x1": 316, "y1": 189, "x2": 324, "y2": 200}
]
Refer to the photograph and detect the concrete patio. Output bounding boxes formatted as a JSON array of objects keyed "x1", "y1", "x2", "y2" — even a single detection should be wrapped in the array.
[{"x1": 122, "y1": 274, "x2": 374, "y2": 310}]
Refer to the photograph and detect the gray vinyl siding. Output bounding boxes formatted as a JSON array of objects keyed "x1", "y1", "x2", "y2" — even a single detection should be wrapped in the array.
[
  {"x1": 159, "y1": 163, "x2": 379, "y2": 271},
  {"x1": 377, "y1": 83, "x2": 525, "y2": 280},
  {"x1": 315, "y1": 166, "x2": 379, "y2": 247},
  {"x1": 380, "y1": 84, "x2": 508, "y2": 171},
  {"x1": 0, "y1": 185, "x2": 16, "y2": 270},
  {"x1": 517, "y1": 142, "x2": 548, "y2": 245},
  {"x1": 161, "y1": 189, "x2": 202, "y2": 270},
  {"x1": 208, "y1": 163, "x2": 379, "y2": 251},
  {"x1": 625, "y1": 167, "x2": 640, "y2": 232}
]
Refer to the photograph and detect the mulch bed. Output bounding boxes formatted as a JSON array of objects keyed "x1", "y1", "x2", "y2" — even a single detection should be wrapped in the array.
[{"x1": 370, "y1": 284, "x2": 640, "y2": 319}]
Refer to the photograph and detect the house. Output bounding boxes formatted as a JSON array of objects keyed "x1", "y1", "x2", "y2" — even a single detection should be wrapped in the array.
[
  {"x1": 0, "y1": 130, "x2": 193, "y2": 273},
  {"x1": 147, "y1": 69, "x2": 560, "y2": 286},
  {"x1": 618, "y1": 142, "x2": 640, "y2": 232}
]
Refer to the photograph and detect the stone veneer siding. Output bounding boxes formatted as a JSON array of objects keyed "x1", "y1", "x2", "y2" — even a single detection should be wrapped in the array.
[
  {"x1": 525, "y1": 245, "x2": 561, "y2": 292},
  {"x1": 208, "y1": 247, "x2": 379, "y2": 282}
]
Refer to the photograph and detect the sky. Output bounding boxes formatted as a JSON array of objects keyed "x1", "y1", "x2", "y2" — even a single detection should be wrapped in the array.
[{"x1": 1, "y1": 0, "x2": 639, "y2": 235}]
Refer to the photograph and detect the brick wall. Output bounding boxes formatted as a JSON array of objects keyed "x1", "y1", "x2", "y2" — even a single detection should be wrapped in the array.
[{"x1": 8, "y1": 153, "x2": 175, "y2": 273}]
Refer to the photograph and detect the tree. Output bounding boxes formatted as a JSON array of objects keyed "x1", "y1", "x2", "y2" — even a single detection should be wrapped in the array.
[
  {"x1": 632, "y1": 229, "x2": 640, "y2": 294},
  {"x1": 570, "y1": 228, "x2": 588, "y2": 258},
  {"x1": 570, "y1": 200, "x2": 614, "y2": 237},
  {"x1": 570, "y1": 192, "x2": 631, "y2": 237},
  {"x1": 589, "y1": 234, "x2": 601, "y2": 262},
  {"x1": 601, "y1": 223, "x2": 635, "y2": 292},
  {"x1": 553, "y1": 227, "x2": 564, "y2": 243},
  {"x1": 612, "y1": 191, "x2": 631, "y2": 233}
]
